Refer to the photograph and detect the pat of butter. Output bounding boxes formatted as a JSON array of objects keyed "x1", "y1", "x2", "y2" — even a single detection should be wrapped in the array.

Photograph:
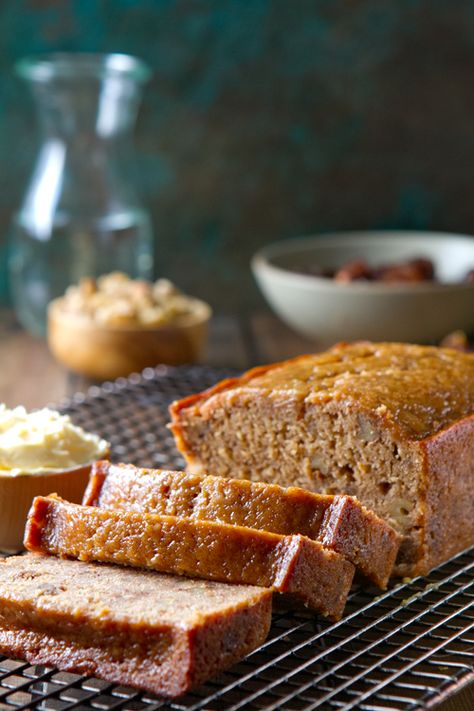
[{"x1": 0, "y1": 405, "x2": 109, "y2": 477}]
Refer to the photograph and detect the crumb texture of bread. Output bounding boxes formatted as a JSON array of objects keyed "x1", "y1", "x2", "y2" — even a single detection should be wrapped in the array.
[
  {"x1": 25, "y1": 496, "x2": 354, "y2": 619},
  {"x1": 0, "y1": 554, "x2": 271, "y2": 697},
  {"x1": 84, "y1": 460, "x2": 400, "y2": 588},
  {"x1": 169, "y1": 342, "x2": 474, "y2": 577}
]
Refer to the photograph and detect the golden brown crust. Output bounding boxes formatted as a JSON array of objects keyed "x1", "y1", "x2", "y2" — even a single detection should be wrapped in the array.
[
  {"x1": 170, "y1": 342, "x2": 474, "y2": 442},
  {"x1": 0, "y1": 554, "x2": 272, "y2": 697},
  {"x1": 169, "y1": 341, "x2": 474, "y2": 578},
  {"x1": 169, "y1": 360, "x2": 302, "y2": 453},
  {"x1": 0, "y1": 598, "x2": 271, "y2": 696},
  {"x1": 84, "y1": 461, "x2": 399, "y2": 588},
  {"x1": 320, "y1": 495, "x2": 400, "y2": 587},
  {"x1": 417, "y1": 414, "x2": 474, "y2": 575},
  {"x1": 168, "y1": 359, "x2": 294, "y2": 418},
  {"x1": 25, "y1": 496, "x2": 354, "y2": 619}
]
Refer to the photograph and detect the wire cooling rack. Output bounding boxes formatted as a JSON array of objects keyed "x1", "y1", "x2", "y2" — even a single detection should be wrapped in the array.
[{"x1": 0, "y1": 364, "x2": 472, "y2": 711}]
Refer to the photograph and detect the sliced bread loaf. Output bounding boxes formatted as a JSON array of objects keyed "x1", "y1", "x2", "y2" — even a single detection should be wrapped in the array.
[
  {"x1": 0, "y1": 553, "x2": 271, "y2": 697},
  {"x1": 25, "y1": 495, "x2": 354, "y2": 619},
  {"x1": 83, "y1": 460, "x2": 400, "y2": 588},
  {"x1": 170, "y1": 341, "x2": 474, "y2": 576}
]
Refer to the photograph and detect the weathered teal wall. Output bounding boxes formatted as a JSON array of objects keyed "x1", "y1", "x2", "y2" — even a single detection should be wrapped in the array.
[{"x1": 1, "y1": 1, "x2": 474, "y2": 311}]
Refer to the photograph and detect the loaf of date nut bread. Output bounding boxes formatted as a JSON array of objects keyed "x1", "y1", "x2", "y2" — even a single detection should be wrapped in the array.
[
  {"x1": 169, "y1": 342, "x2": 474, "y2": 577},
  {"x1": 0, "y1": 554, "x2": 271, "y2": 697},
  {"x1": 83, "y1": 460, "x2": 400, "y2": 588},
  {"x1": 25, "y1": 495, "x2": 354, "y2": 619}
]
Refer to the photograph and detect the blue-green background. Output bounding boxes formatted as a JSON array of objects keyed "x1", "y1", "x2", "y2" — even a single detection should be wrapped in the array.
[{"x1": 1, "y1": 0, "x2": 474, "y2": 311}]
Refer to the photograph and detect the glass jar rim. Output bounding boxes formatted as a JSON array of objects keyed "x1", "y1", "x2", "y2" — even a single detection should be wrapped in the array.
[{"x1": 15, "y1": 52, "x2": 152, "y2": 83}]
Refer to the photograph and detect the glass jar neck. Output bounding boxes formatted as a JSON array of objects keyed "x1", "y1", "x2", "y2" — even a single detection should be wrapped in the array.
[
  {"x1": 17, "y1": 53, "x2": 151, "y2": 141},
  {"x1": 30, "y1": 77, "x2": 142, "y2": 142}
]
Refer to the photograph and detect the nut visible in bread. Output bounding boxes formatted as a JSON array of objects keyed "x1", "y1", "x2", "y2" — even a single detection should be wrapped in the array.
[
  {"x1": 169, "y1": 341, "x2": 474, "y2": 577},
  {"x1": 83, "y1": 460, "x2": 400, "y2": 588}
]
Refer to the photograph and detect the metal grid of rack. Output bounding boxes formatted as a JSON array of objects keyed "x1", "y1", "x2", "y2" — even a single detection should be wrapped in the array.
[{"x1": 0, "y1": 364, "x2": 472, "y2": 711}]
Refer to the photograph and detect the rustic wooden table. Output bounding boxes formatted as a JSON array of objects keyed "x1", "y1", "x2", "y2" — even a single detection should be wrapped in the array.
[
  {"x1": 0, "y1": 307, "x2": 472, "y2": 711},
  {"x1": 0, "y1": 308, "x2": 317, "y2": 409}
]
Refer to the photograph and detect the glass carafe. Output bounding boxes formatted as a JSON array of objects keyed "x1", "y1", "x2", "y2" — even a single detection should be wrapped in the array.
[{"x1": 9, "y1": 53, "x2": 153, "y2": 336}]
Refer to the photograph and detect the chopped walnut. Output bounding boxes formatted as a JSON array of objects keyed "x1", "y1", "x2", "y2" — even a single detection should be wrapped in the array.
[{"x1": 59, "y1": 273, "x2": 206, "y2": 328}]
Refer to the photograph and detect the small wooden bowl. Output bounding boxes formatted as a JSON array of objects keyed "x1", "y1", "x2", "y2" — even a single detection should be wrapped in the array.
[
  {"x1": 47, "y1": 299, "x2": 212, "y2": 380},
  {"x1": 0, "y1": 463, "x2": 94, "y2": 552}
]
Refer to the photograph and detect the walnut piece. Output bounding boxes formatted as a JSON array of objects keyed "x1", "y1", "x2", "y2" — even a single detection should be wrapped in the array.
[{"x1": 59, "y1": 272, "x2": 205, "y2": 328}]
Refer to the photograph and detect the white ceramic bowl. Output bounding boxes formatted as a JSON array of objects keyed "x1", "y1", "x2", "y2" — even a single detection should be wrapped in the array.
[{"x1": 252, "y1": 231, "x2": 474, "y2": 346}]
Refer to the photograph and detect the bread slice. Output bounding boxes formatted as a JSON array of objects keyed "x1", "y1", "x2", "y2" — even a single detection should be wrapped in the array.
[
  {"x1": 25, "y1": 495, "x2": 354, "y2": 619},
  {"x1": 0, "y1": 553, "x2": 271, "y2": 697},
  {"x1": 83, "y1": 460, "x2": 400, "y2": 588},
  {"x1": 169, "y1": 341, "x2": 474, "y2": 577}
]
